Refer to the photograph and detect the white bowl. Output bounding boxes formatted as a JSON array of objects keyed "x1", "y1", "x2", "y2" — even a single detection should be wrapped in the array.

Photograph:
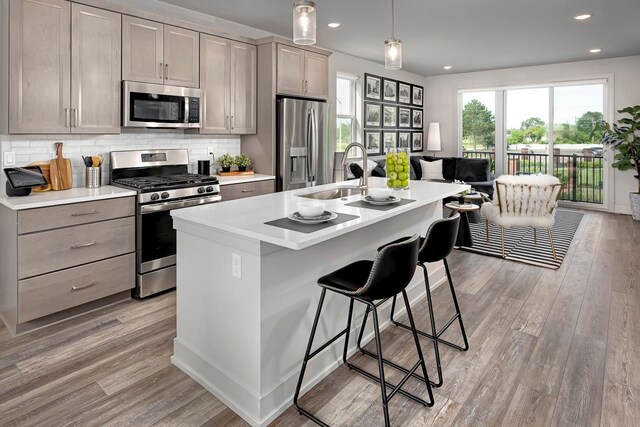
[
  {"x1": 368, "y1": 187, "x2": 392, "y2": 201},
  {"x1": 297, "y1": 201, "x2": 326, "y2": 218}
]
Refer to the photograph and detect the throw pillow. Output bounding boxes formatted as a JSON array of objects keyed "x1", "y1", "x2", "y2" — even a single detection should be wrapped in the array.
[{"x1": 420, "y1": 159, "x2": 444, "y2": 180}]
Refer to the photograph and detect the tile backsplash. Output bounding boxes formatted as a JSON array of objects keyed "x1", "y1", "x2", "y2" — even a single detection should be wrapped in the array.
[{"x1": 0, "y1": 130, "x2": 241, "y2": 193}]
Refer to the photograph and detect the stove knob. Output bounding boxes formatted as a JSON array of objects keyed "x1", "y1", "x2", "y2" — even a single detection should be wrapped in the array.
[
  {"x1": 206, "y1": 186, "x2": 214, "y2": 192},
  {"x1": 150, "y1": 193, "x2": 160, "y2": 201},
  {"x1": 161, "y1": 192, "x2": 170, "y2": 199},
  {"x1": 197, "y1": 187, "x2": 205, "y2": 194}
]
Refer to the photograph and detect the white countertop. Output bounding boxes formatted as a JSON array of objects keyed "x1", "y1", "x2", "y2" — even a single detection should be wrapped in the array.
[
  {"x1": 0, "y1": 185, "x2": 137, "y2": 210},
  {"x1": 214, "y1": 174, "x2": 276, "y2": 186},
  {"x1": 172, "y1": 178, "x2": 469, "y2": 250}
]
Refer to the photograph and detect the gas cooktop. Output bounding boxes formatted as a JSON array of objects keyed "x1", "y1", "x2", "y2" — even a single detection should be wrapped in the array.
[{"x1": 114, "y1": 173, "x2": 218, "y2": 191}]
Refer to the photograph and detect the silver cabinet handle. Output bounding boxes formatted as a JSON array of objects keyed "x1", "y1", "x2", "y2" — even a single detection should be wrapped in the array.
[
  {"x1": 165, "y1": 63, "x2": 169, "y2": 79},
  {"x1": 71, "y1": 210, "x2": 97, "y2": 216},
  {"x1": 73, "y1": 108, "x2": 78, "y2": 127},
  {"x1": 302, "y1": 79, "x2": 306, "y2": 93},
  {"x1": 241, "y1": 189, "x2": 255, "y2": 193},
  {"x1": 160, "y1": 62, "x2": 164, "y2": 79},
  {"x1": 226, "y1": 115, "x2": 230, "y2": 129},
  {"x1": 65, "y1": 108, "x2": 70, "y2": 128},
  {"x1": 71, "y1": 241, "x2": 96, "y2": 249},
  {"x1": 231, "y1": 115, "x2": 234, "y2": 130},
  {"x1": 72, "y1": 281, "x2": 97, "y2": 291}
]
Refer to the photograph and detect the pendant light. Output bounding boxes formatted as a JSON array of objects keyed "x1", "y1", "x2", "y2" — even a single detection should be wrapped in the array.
[
  {"x1": 293, "y1": 1, "x2": 316, "y2": 45},
  {"x1": 385, "y1": 0, "x2": 402, "y2": 70}
]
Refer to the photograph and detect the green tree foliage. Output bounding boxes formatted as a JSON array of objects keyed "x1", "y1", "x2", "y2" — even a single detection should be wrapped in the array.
[
  {"x1": 462, "y1": 99, "x2": 495, "y2": 150},
  {"x1": 555, "y1": 111, "x2": 603, "y2": 145}
]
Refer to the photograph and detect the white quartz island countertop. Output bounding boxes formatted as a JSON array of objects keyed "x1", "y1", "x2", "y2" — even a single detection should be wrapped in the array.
[
  {"x1": 171, "y1": 179, "x2": 470, "y2": 250},
  {"x1": 0, "y1": 185, "x2": 137, "y2": 210}
]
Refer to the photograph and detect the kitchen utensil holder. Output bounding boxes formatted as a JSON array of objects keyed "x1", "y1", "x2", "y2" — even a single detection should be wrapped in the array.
[{"x1": 85, "y1": 167, "x2": 101, "y2": 188}]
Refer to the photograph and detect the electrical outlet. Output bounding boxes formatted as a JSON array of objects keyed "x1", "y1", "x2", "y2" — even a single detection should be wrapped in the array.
[
  {"x1": 232, "y1": 253, "x2": 242, "y2": 279},
  {"x1": 207, "y1": 147, "x2": 214, "y2": 157},
  {"x1": 3, "y1": 151, "x2": 16, "y2": 166}
]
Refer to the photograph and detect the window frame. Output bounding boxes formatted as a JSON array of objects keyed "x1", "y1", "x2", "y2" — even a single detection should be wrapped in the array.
[{"x1": 336, "y1": 73, "x2": 358, "y2": 154}]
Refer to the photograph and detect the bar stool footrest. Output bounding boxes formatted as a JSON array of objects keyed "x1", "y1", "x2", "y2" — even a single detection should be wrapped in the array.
[{"x1": 392, "y1": 314, "x2": 469, "y2": 352}]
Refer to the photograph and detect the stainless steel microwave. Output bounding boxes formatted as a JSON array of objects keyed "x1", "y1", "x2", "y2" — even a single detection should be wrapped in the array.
[{"x1": 122, "y1": 81, "x2": 201, "y2": 128}]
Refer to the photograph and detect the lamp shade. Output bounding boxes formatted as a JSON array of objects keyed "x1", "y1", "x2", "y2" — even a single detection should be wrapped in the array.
[
  {"x1": 427, "y1": 122, "x2": 442, "y2": 152},
  {"x1": 293, "y1": 0, "x2": 316, "y2": 45}
]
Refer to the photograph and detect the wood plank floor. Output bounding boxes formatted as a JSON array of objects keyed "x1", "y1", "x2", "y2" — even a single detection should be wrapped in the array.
[{"x1": 0, "y1": 209, "x2": 638, "y2": 426}]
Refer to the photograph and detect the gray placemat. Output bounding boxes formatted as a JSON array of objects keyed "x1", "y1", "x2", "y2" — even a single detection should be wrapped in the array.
[
  {"x1": 344, "y1": 198, "x2": 416, "y2": 211},
  {"x1": 265, "y1": 213, "x2": 360, "y2": 234}
]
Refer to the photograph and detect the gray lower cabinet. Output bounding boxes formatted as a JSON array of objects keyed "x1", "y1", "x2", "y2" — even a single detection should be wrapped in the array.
[
  {"x1": 220, "y1": 180, "x2": 275, "y2": 202},
  {"x1": 0, "y1": 196, "x2": 136, "y2": 335}
]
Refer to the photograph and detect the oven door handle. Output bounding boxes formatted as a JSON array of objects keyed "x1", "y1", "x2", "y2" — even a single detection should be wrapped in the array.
[{"x1": 140, "y1": 195, "x2": 222, "y2": 214}]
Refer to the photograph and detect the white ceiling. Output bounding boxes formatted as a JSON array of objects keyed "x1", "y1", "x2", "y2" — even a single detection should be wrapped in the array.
[{"x1": 159, "y1": 0, "x2": 640, "y2": 76}]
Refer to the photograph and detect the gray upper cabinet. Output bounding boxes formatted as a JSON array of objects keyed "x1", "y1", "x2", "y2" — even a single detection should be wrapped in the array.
[
  {"x1": 9, "y1": 0, "x2": 71, "y2": 134},
  {"x1": 200, "y1": 34, "x2": 255, "y2": 135},
  {"x1": 276, "y1": 43, "x2": 328, "y2": 100},
  {"x1": 71, "y1": 4, "x2": 121, "y2": 134},
  {"x1": 122, "y1": 15, "x2": 163, "y2": 84},
  {"x1": 164, "y1": 25, "x2": 199, "y2": 88},
  {"x1": 122, "y1": 17, "x2": 199, "y2": 88},
  {"x1": 9, "y1": 0, "x2": 121, "y2": 134}
]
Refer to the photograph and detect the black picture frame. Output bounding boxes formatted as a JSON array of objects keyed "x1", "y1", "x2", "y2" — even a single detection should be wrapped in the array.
[
  {"x1": 383, "y1": 131, "x2": 397, "y2": 152},
  {"x1": 411, "y1": 84, "x2": 424, "y2": 106},
  {"x1": 398, "y1": 83, "x2": 411, "y2": 105},
  {"x1": 398, "y1": 131, "x2": 411, "y2": 150},
  {"x1": 412, "y1": 108, "x2": 424, "y2": 129},
  {"x1": 383, "y1": 78, "x2": 397, "y2": 102},
  {"x1": 411, "y1": 131, "x2": 424, "y2": 152},
  {"x1": 364, "y1": 73, "x2": 382, "y2": 101},
  {"x1": 364, "y1": 102, "x2": 382, "y2": 128},
  {"x1": 398, "y1": 107, "x2": 411, "y2": 129},
  {"x1": 383, "y1": 104, "x2": 397, "y2": 128},
  {"x1": 364, "y1": 130, "x2": 382, "y2": 155}
]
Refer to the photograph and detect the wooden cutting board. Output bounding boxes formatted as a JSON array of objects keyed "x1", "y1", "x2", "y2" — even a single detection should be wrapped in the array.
[
  {"x1": 50, "y1": 142, "x2": 72, "y2": 190},
  {"x1": 28, "y1": 161, "x2": 52, "y2": 192}
]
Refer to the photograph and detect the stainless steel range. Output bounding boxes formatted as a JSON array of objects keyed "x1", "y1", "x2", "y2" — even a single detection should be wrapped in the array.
[{"x1": 110, "y1": 149, "x2": 221, "y2": 298}]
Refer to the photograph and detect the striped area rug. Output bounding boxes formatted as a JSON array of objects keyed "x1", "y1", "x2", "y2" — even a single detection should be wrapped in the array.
[{"x1": 451, "y1": 209, "x2": 584, "y2": 269}]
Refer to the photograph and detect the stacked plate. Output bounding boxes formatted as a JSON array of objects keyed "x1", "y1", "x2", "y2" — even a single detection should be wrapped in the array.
[
  {"x1": 288, "y1": 211, "x2": 338, "y2": 224},
  {"x1": 362, "y1": 195, "x2": 401, "y2": 206}
]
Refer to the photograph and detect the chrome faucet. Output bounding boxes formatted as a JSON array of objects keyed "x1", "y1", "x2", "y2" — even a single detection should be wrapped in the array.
[{"x1": 341, "y1": 142, "x2": 368, "y2": 195}]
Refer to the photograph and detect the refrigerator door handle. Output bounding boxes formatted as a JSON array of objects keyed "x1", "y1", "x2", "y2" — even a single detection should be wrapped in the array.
[
  {"x1": 306, "y1": 109, "x2": 313, "y2": 183},
  {"x1": 310, "y1": 108, "x2": 318, "y2": 183}
]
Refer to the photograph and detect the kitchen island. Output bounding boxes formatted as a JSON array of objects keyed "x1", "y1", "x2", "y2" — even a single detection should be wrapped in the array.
[{"x1": 170, "y1": 179, "x2": 469, "y2": 427}]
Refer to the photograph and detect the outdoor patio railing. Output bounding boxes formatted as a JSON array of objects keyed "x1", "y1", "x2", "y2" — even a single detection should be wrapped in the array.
[{"x1": 462, "y1": 150, "x2": 603, "y2": 204}]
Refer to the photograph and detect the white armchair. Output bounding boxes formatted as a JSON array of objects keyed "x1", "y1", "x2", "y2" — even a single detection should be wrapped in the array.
[{"x1": 480, "y1": 174, "x2": 562, "y2": 259}]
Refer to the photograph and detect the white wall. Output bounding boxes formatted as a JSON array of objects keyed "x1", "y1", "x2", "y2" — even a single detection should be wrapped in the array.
[{"x1": 423, "y1": 55, "x2": 640, "y2": 214}]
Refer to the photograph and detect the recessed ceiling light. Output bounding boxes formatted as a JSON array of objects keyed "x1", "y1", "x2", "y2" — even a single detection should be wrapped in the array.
[
  {"x1": 573, "y1": 14, "x2": 592, "y2": 20},
  {"x1": 327, "y1": 22, "x2": 341, "y2": 28},
  {"x1": 589, "y1": 48, "x2": 602, "y2": 53},
  {"x1": 443, "y1": 66, "x2": 452, "y2": 70}
]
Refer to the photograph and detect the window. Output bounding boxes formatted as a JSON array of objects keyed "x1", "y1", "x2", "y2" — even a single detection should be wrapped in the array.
[
  {"x1": 336, "y1": 74, "x2": 357, "y2": 152},
  {"x1": 458, "y1": 80, "x2": 607, "y2": 205}
]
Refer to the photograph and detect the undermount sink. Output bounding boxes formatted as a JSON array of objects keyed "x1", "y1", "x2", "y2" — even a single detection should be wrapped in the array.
[{"x1": 298, "y1": 187, "x2": 361, "y2": 200}]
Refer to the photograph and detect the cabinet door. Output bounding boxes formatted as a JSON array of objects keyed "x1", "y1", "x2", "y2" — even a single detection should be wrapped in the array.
[
  {"x1": 230, "y1": 42, "x2": 256, "y2": 134},
  {"x1": 276, "y1": 44, "x2": 305, "y2": 96},
  {"x1": 122, "y1": 16, "x2": 163, "y2": 84},
  {"x1": 164, "y1": 25, "x2": 199, "y2": 88},
  {"x1": 71, "y1": 4, "x2": 121, "y2": 134},
  {"x1": 199, "y1": 34, "x2": 229, "y2": 134},
  {"x1": 9, "y1": 0, "x2": 71, "y2": 134},
  {"x1": 304, "y1": 51, "x2": 328, "y2": 100}
]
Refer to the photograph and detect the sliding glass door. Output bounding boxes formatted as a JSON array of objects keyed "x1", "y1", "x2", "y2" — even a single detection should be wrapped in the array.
[{"x1": 459, "y1": 81, "x2": 606, "y2": 206}]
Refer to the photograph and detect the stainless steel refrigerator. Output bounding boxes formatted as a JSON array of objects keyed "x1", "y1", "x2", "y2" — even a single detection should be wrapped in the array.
[{"x1": 277, "y1": 97, "x2": 332, "y2": 191}]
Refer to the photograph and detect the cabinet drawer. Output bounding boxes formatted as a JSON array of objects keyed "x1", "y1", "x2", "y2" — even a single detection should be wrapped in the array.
[
  {"x1": 220, "y1": 180, "x2": 274, "y2": 202},
  {"x1": 18, "y1": 197, "x2": 135, "y2": 234},
  {"x1": 18, "y1": 217, "x2": 135, "y2": 279},
  {"x1": 18, "y1": 253, "x2": 135, "y2": 323}
]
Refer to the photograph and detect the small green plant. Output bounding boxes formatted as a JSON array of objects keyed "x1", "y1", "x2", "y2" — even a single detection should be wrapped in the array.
[
  {"x1": 217, "y1": 154, "x2": 235, "y2": 169},
  {"x1": 234, "y1": 153, "x2": 251, "y2": 169}
]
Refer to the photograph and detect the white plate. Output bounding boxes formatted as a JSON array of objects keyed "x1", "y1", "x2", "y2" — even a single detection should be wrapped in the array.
[
  {"x1": 363, "y1": 195, "x2": 401, "y2": 206},
  {"x1": 288, "y1": 211, "x2": 338, "y2": 224}
]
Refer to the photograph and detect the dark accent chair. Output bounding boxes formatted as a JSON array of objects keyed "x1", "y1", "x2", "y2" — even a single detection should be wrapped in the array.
[{"x1": 410, "y1": 156, "x2": 494, "y2": 198}]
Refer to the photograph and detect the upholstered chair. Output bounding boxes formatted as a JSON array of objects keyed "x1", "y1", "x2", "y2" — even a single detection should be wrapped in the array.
[{"x1": 480, "y1": 174, "x2": 562, "y2": 259}]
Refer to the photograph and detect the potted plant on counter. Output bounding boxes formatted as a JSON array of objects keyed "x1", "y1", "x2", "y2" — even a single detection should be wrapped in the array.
[
  {"x1": 217, "y1": 154, "x2": 234, "y2": 173},
  {"x1": 234, "y1": 153, "x2": 252, "y2": 172},
  {"x1": 593, "y1": 105, "x2": 640, "y2": 220}
]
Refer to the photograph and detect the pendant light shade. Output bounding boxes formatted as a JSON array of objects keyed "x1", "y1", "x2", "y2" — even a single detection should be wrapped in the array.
[
  {"x1": 293, "y1": 0, "x2": 316, "y2": 45},
  {"x1": 385, "y1": 0, "x2": 402, "y2": 70}
]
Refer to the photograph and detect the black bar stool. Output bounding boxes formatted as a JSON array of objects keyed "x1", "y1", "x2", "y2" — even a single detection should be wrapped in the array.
[
  {"x1": 356, "y1": 214, "x2": 469, "y2": 388},
  {"x1": 293, "y1": 234, "x2": 434, "y2": 427}
]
